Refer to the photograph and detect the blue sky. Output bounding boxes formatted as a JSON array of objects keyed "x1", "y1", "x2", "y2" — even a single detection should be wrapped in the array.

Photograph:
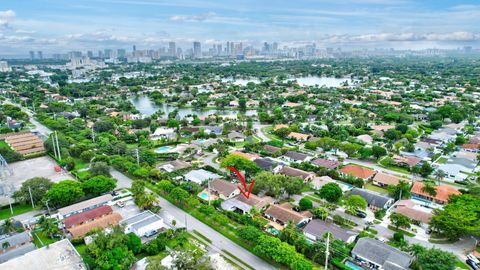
[{"x1": 1, "y1": 0, "x2": 480, "y2": 56}]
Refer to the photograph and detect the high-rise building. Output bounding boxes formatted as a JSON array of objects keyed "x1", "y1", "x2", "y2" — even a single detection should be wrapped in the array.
[
  {"x1": 216, "y1": 44, "x2": 222, "y2": 56},
  {"x1": 133, "y1": 45, "x2": 136, "y2": 52},
  {"x1": 226, "y1": 42, "x2": 230, "y2": 55},
  {"x1": 29, "y1": 51, "x2": 35, "y2": 60},
  {"x1": 193, "y1": 41, "x2": 202, "y2": 58},
  {"x1": 98, "y1": 50, "x2": 103, "y2": 58},
  {"x1": 87, "y1": 51, "x2": 93, "y2": 58},
  {"x1": 117, "y1": 49, "x2": 126, "y2": 58},
  {"x1": 0, "y1": 61, "x2": 11, "y2": 72},
  {"x1": 168, "y1": 42, "x2": 176, "y2": 57},
  {"x1": 104, "y1": 49, "x2": 113, "y2": 58},
  {"x1": 37, "y1": 51, "x2": 43, "y2": 59}
]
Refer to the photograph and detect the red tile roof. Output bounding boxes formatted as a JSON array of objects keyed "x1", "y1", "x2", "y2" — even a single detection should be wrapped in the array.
[
  {"x1": 410, "y1": 182, "x2": 461, "y2": 204},
  {"x1": 63, "y1": 205, "x2": 113, "y2": 228},
  {"x1": 339, "y1": 164, "x2": 375, "y2": 180}
]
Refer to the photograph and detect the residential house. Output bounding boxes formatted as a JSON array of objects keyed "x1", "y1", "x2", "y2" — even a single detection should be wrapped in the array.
[
  {"x1": 288, "y1": 132, "x2": 312, "y2": 141},
  {"x1": 349, "y1": 188, "x2": 394, "y2": 210},
  {"x1": 461, "y1": 144, "x2": 479, "y2": 153},
  {"x1": 0, "y1": 239, "x2": 85, "y2": 270},
  {"x1": 263, "y1": 145, "x2": 282, "y2": 156},
  {"x1": 0, "y1": 232, "x2": 34, "y2": 264},
  {"x1": 69, "y1": 213, "x2": 122, "y2": 239},
  {"x1": 282, "y1": 151, "x2": 311, "y2": 163},
  {"x1": 392, "y1": 200, "x2": 432, "y2": 226},
  {"x1": 221, "y1": 193, "x2": 275, "y2": 214},
  {"x1": 275, "y1": 166, "x2": 316, "y2": 182},
  {"x1": 338, "y1": 164, "x2": 376, "y2": 182},
  {"x1": 121, "y1": 211, "x2": 165, "y2": 237},
  {"x1": 303, "y1": 219, "x2": 358, "y2": 244},
  {"x1": 209, "y1": 179, "x2": 240, "y2": 200},
  {"x1": 264, "y1": 203, "x2": 313, "y2": 227},
  {"x1": 273, "y1": 124, "x2": 289, "y2": 131},
  {"x1": 310, "y1": 176, "x2": 335, "y2": 190},
  {"x1": 254, "y1": 158, "x2": 277, "y2": 171},
  {"x1": 227, "y1": 131, "x2": 246, "y2": 142},
  {"x1": 410, "y1": 182, "x2": 461, "y2": 205},
  {"x1": 356, "y1": 134, "x2": 373, "y2": 145},
  {"x1": 230, "y1": 151, "x2": 260, "y2": 161},
  {"x1": 157, "y1": 160, "x2": 191, "y2": 172},
  {"x1": 184, "y1": 169, "x2": 221, "y2": 184},
  {"x1": 372, "y1": 173, "x2": 400, "y2": 188},
  {"x1": 311, "y1": 158, "x2": 340, "y2": 170},
  {"x1": 63, "y1": 205, "x2": 113, "y2": 229},
  {"x1": 57, "y1": 194, "x2": 113, "y2": 219},
  {"x1": 150, "y1": 127, "x2": 176, "y2": 140},
  {"x1": 392, "y1": 155, "x2": 422, "y2": 168},
  {"x1": 351, "y1": 237, "x2": 413, "y2": 270}
]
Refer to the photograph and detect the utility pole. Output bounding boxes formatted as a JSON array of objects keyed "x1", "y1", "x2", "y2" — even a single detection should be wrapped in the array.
[
  {"x1": 325, "y1": 233, "x2": 330, "y2": 270},
  {"x1": 135, "y1": 148, "x2": 140, "y2": 166},
  {"x1": 51, "y1": 134, "x2": 58, "y2": 160},
  {"x1": 28, "y1": 186, "x2": 35, "y2": 208},
  {"x1": 55, "y1": 131, "x2": 62, "y2": 161},
  {"x1": 45, "y1": 199, "x2": 51, "y2": 216},
  {"x1": 91, "y1": 127, "x2": 95, "y2": 143},
  {"x1": 184, "y1": 213, "x2": 188, "y2": 230},
  {"x1": 8, "y1": 197, "x2": 13, "y2": 215}
]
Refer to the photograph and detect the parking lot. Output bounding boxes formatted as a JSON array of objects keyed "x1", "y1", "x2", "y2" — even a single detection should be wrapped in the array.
[{"x1": 0, "y1": 156, "x2": 74, "y2": 205}]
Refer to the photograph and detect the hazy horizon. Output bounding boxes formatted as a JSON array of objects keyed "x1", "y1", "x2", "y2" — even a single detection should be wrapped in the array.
[{"x1": 1, "y1": 0, "x2": 480, "y2": 56}]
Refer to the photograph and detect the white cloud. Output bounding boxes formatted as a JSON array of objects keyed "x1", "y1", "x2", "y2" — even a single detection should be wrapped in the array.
[
  {"x1": 0, "y1": 9, "x2": 16, "y2": 29},
  {"x1": 170, "y1": 12, "x2": 216, "y2": 22}
]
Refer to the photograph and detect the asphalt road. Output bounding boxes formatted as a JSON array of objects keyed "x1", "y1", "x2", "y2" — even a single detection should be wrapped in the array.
[{"x1": 110, "y1": 168, "x2": 276, "y2": 270}]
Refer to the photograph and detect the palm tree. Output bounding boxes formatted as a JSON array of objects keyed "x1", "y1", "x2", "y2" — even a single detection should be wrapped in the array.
[
  {"x1": 433, "y1": 169, "x2": 446, "y2": 185},
  {"x1": 138, "y1": 193, "x2": 158, "y2": 210},
  {"x1": 38, "y1": 217, "x2": 59, "y2": 239},
  {"x1": 2, "y1": 241, "x2": 10, "y2": 249},
  {"x1": 421, "y1": 182, "x2": 437, "y2": 197},
  {"x1": 1, "y1": 218, "x2": 15, "y2": 235}
]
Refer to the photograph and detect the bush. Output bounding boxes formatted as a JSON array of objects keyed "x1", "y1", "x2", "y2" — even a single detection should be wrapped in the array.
[
  {"x1": 393, "y1": 232, "x2": 404, "y2": 242},
  {"x1": 374, "y1": 209, "x2": 386, "y2": 220},
  {"x1": 299, "y1": 198, "x2": 313, "y2": 210}
]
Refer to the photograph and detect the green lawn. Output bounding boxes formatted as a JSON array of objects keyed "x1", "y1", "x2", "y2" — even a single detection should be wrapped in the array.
[
  {"x1": 32, "y1": 231, "x2": 59, "y2": 247},
  {"x1": 0, "y1": 204, "x2": 37, "y2": 220},
  {"x1": 377, "y1": 158, "x2": 411, "y2": 174},
  {"x1": 364, "y1": 182, "x2": 388, "y2": 194},
  {"x1": 73, "y1": 158, "x2": 89, "y2": 170},
  {"x1": 435, "y1": 157, "x2": 448, "y2": 164}
]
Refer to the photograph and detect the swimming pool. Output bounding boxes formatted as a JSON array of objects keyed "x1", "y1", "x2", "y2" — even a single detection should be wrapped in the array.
[
  {"x1": 155, "y1": 146, "x2": 172, "y2": 153},
  {"x1": 196, "y1": 139, "x2": 205, "y2": 143},
  {"x1": 412, "y1": 195, "x2": 432, "y2": 205},
  {"x1": 198, "y1": 192, "x2": 210, "y2": 200},
  {"x1": 345, "y1": 261, "x2": 364, "y2": 270}
]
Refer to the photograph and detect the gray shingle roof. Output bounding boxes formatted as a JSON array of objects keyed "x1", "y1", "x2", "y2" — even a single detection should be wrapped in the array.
[
  {"x1": 0, "y1": 232, "x2": 30, "y2": 252},
  {"x1": 303, "y1": 219, "x2": 358, "y2": 242},
  {"x1": 349, "y1": 188, "x2": 393, "y2": 209},
  {"x1": 352, "y1": 238, "x2": 413, "y2": 270}
]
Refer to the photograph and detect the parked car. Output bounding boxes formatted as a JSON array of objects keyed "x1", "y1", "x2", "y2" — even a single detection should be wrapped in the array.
[
  {"x1": 116, "y1": 201, "x2": 125, "y2": 208},
  {"x1": 144, "y1": 230, "x2": 158, "y2": 238},
  {"x1": 467, "y1": 254, "x2": 480, "y2": 265},
  {"x1": 356, "y1": 210, "x2": 367, "y2": 218},
  {"x1": 466, "y1": 259, "x2": 479, "y2": 270}
]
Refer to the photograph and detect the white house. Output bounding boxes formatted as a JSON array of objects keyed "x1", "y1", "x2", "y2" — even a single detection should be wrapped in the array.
[
  {"x1": 121, "y1": 211, "x2": 165, "y2": 237},
  {"x1": 150, "y1": 127, "x2": 176, "y2": 140}
]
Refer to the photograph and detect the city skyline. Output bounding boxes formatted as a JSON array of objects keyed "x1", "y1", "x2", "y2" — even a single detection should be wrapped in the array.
[{"x1": 1, "y1": 0, "x2": 480, "y2": 56}]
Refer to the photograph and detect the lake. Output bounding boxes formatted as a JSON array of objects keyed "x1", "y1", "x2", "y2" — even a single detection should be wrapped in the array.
[
  {"x1": 222, "y1": 76, "x2": 351, "y2": 87},
  {"x1": 286, "y1": 76, "x2": 351, "y2": 87},
  {"x1": 130, "y1": 95, "x2": 257, "y2": 118}
]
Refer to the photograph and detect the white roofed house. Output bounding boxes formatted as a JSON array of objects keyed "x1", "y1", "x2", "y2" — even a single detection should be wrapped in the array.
[
  {"x1": 184, "y1": 169, "x2": 221, "y2": 184},
  {"x1": 121, "y1": 211, "x2": 165, "y2": 237},
  {"x1": 150, "y1": 127, "x2": 176, "y2": 140}
]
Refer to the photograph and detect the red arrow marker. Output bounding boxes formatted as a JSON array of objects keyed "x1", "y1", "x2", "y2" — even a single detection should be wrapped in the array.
[{"x1": 226, "y1": 166, "x2": 255, "y2": 199}]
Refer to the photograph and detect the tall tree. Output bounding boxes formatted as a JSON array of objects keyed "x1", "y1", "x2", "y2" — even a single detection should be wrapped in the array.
[{"x1": 12, "y1": 177, "x2": 53, "y2": 205}]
